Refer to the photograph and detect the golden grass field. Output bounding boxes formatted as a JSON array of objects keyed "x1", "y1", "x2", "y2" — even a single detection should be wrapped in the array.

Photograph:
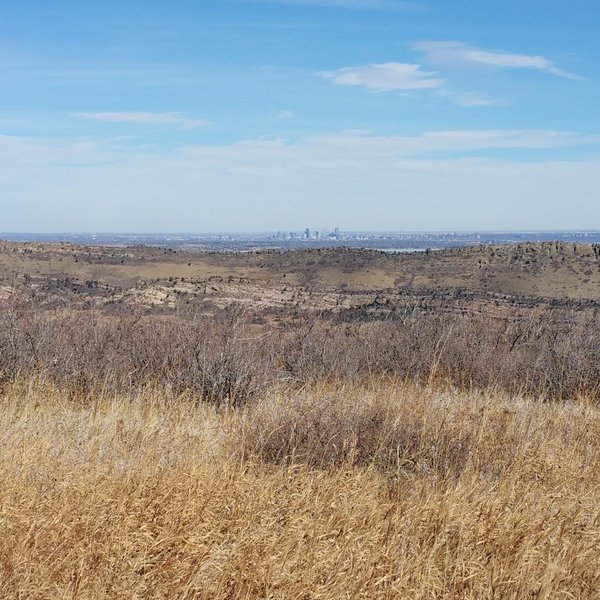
[{"x1": 2, "y1": 379, "x2": 600, "y2": 599}]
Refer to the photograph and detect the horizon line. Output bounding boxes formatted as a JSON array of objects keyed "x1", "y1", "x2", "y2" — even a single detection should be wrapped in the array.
[{"x1": 1, "y1": 229, "x2": 600, "y2": 236}]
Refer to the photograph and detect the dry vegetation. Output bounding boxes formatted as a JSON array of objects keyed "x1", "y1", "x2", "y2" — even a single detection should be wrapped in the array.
[
  {"x1": 2, "y1": 241, "x2": 600, "y2": 305},
  {"x1": 1, "y1": 381, "x2": 600, "y2": 599},
  {"x1": 1, "y1": 301, "x2": 598, "y2": 402},
  {"x1": 1, "y1": 241, "x2": 600, "y2": 598}
]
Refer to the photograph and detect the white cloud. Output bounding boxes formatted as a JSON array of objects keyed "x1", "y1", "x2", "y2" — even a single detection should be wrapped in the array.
[
  {"x1": 1, "y1": 130, "x2": 599, "y2": 231},
  {"x1": 447, "y1": 92, "x2": 510, "y2": 108},
  {"x1": 278, "y1": 130, "x2": 599, "y2": 167},
  {"x1": 320, "y1": 62, "x2": 510, "y2": 108},
  {"x1": 75, "y1": 112, "x2": 210, "y2": 128},
  {"x1": 2, "y1": 129, "x2": 596, "y2": 173},
  {"x1": 320, "y1": 63, "x2": 444, "y2": 91},
  {"x1": 411, "y1": 129, "x2": 596, "y2": 151},
  {"x1": 414, "y1": 41, "x2": 581, "y2": 80}
]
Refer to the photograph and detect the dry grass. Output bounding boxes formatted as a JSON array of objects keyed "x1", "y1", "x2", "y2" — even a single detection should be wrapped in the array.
[{"x1": 1, "y1": 379, "x2": 600, "y2": 599}]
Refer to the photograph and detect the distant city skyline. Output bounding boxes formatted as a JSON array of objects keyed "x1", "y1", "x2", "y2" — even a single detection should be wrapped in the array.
[
  {"x1": 3, "y1": 230, "x2": 600, "y2": 253},
  {"x1": 1, "y1": 0, "x2": 599, "y2": 232}
]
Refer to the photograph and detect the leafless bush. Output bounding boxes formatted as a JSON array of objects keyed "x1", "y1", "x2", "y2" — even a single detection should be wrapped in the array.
[
  {"x1": 277, "y1": 310, "x2": 600, "y2": 400},
  {"x1": 234, "y1": 385, "x2": 545, "y2": 478},
  {"x1": 0, "y1": 303, "x2": 274, "y2": 405},
  {"x1": 0, "y1": 299, "x2": 598, "y2": 401},
  {"x1": 235, "y1": 389, "x2": 413, "y2": 469}
]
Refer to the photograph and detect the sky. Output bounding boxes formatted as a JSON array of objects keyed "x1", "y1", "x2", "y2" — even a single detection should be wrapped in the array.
[{"x1": 1, "y1": 0, "x2": 599, "y2": 232}]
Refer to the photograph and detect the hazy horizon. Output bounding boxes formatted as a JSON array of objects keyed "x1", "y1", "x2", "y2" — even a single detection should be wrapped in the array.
[{"x1": 2, "y1": 229, "x2": 600, "y2": 237}]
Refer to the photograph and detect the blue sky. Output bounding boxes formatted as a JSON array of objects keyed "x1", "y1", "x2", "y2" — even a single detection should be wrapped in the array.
[{"x1": 1, "y1": 0, "x2": 599, "y2": 232}]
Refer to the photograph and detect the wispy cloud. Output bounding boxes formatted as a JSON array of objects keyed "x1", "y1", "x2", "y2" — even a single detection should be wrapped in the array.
[
  {"x1": 446, "y1": 92, "x2": 510, "y2": 108},
  {"x1": 2, "y1": 131, "x2": 599, "y2": 231},
  {"x1": 414, "y1": 41, "x2": 581, "y2": 79},
  {"x1": 272, "y1": 109, "x2": 296, "y2": 120},
  {"x1": 320, "y1": 63, "x2": 444, "y2": 91},
  {"x1": 74, "y1": 112, "x2": 210, "y2": 128},
  {"x1": 298, "y1": 129, "x2": 600, "y2": 160},
  {"x1": 5, "y1": 130, "x2": 595, "y2": 174},
  {"x1": 321, "y1": 63, "x2": 509, "y2": 109}
]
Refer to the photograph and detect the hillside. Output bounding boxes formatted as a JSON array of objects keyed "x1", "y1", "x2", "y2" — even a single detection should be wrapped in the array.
[{"x1": 1, "y1": 242, "x2": 599, "y2": 307}]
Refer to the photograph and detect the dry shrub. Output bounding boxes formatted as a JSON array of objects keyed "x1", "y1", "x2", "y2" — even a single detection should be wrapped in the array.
[
  {"x1": 280, "y1": 310, "x2": 600, "y2": 400},
  {"x1": 0, "y1": 299, "x2": 599, "y2": 401},
  {"x1": 234, "y1": 382, "x2": 594, "y2": 481},
  {"x1": 235, "y1": 384, "x2": 417, "y2": 469},
  {"x1": 0, "y1": 304, "x2": 273, "y2": 405}
]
